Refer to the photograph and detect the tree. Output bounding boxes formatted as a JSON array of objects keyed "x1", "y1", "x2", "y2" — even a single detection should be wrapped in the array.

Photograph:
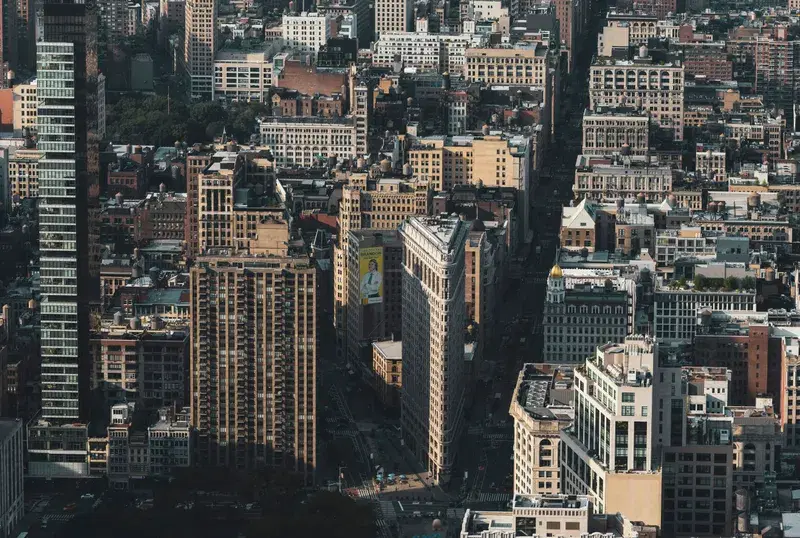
[
  {"x1": 742, "y1": 276, "x2": 756, "y2": 290},
  {"x1": 723, "y1": 276, "x2": 739, "y2": 291},
  {"x1": 693, "y1": 274, "x2": 707, "y2": 290}
]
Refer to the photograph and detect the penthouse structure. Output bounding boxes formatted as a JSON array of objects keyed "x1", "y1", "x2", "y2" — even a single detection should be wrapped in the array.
[
  {"x1": 400, "y1": 215, "x2": 469, "y2": 484},
  {"x1": 589, "y1": 49, "x2": 685, "y2": 140},
  {"x1": 509, "y1": 365, "x2": 573, "y2": 496}
]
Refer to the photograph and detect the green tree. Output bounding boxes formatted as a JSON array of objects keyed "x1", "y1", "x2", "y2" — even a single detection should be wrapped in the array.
[
  {"x1": 693, "y1": 274, "x2": 708, "y2": 290},
  {"x1": 723, "y1": 276, "x2": 739, "y2": 291},
  {"x1": 742, "y1": 276, "x2": 756, "y2": 290}
]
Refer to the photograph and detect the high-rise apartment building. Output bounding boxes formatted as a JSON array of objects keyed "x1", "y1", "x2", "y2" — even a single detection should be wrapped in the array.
[
  {"x1": 399, "y1": 215, "x2": 468, "y2": 484},
  {"x1": 29, "y1": 0, "x2": 97, "y2": 478},
  {"x1": 0, "y1": 419, "x2": 23, "y2": 538},
  {"x1": 560, "y1": 336, "x2": 663, "y2": 526},
  {"x1": 374, "y1": 0, "x2": 411, "y2": 39},
  {"x1": 184, "y1": 0, "x2": 216, "y2": 100},
  {"x1": 190, "y1": 254, "x2": 317, "y2": 481},
  {"x1": 189, "y1": 148, "x2": 317, "y2": 482},
  {"x1": 753, "y1": 28, "x2": 800, "y2": 114},
  {"x1": 589, "y1": 49, "x2": 685, "y2": 141}
]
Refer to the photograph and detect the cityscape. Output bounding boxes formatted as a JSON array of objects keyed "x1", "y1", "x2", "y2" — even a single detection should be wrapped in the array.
[{"x1": 3, "y1": 0, "x2": 800, "y2": 536}]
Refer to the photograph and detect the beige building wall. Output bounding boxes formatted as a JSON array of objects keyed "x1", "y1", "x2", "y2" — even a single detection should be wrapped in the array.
[
  {"x1": 590, "y1": 60, "x2": 685, "y2": 141},
  {"x1": 465, "y1": 47, "x2": 549, "y2": 87},
  {"x1": 213, "y1": 52, "x2": 272, "y2": 103},
  {"x1": 9, "y1": 149, "x2": 40, "y2": 199},
  {"x1": 375, "y1": 0, "x2": 411, "y2": 37},
  {"x1": 605, "y1": 473, "x2": 663, "y2": 527},
  {"x1": 12, "y1": 81, "x2": 36, "y2": 133}
]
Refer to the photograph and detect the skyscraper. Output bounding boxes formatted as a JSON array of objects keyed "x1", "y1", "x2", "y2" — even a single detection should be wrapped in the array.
[
  {"x1": 399, "y1": 215, "x2": 468, "y2": 485},
  {"x1": 184, "y1": 0, "x2": 216, "y2": 100},
  {"x1": 189, "y1": 146, "x2": 318, "y2": 482},
  {"x1": 28, "y1": 0, "x2": 96, "y2": 478},
  {"x1": 38, "y1": 8, "x2": 90, "y2": 425}
]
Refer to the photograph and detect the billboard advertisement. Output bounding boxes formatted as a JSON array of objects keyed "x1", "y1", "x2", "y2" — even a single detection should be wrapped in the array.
[{"x1": 359, "y1": 247, "x2": 384, "y2": 305}]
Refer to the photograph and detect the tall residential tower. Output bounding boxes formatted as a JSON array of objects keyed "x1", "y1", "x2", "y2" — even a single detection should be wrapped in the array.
[{"x1": 184, "y1": 0, "x2": 216, "y2": 100}]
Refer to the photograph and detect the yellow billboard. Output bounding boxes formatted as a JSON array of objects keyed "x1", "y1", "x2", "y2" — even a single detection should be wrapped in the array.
[{"x1": 359, "y1": 247, "x2": 384, "y2": 305}]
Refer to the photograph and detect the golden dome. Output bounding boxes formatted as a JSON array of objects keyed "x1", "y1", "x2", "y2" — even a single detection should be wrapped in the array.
[{"x1": 549, "y1": 264, "x2": 563, "y2": 279}]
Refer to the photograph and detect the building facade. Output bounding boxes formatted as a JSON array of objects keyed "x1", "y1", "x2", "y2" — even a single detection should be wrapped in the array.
[
  {"x1": 589, "y1": 52, "x2": 685, "y2": 140},
  {"x1": 184, "y1": 0, "x2": 217, "y2": 100},
  {"x1": 190, "y1": 255, "x2": 317, "y2": 483},
  {"x1": 582, "y1": 108, "x2": 649, "y2": 156},
  {"x1": 543, "y1": 265, "x2": 628, "y2": 364},
  {"x1": 509, "y1": 366, "x2": 573, "y2": 496},
  {"x1": 0, "y1": 419, "x2": 23, "y2": 538},
  {"x1": 400, "y1": 216, "x2": 468, "y2": 484}
]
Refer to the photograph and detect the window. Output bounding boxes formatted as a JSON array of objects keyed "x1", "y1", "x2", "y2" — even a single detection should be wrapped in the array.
[
  {"x1": 641, "y1": 406, "x2": 648, "y2": 416},
  {"x1": 622, "y1": 405, "x2": 635, "y2": 416},
  {"x1": 622, "y1": 392, "x2": 635, "y2": 402}
]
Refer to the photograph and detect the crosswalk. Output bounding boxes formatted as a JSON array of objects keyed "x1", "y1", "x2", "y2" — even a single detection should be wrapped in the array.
[
  {"x1": 43, "y1": 514, "x2": 75, "y2": 522},
  {"x1": 380, "y1": 500, "x2": 397, "y2": 520},
  {"x1": 376, "y1": 518, "x2": 391, "y2": 538},
  {"x1": 354, "y1": 485, "x2": 378, "y2": 501},
  {"x1": 475, "y1": 493, "x2": 512, "y2": 503},
  {"x1": 468, "y1": 426, "x2": 484, "y2": 435},
  {"x1": 332, "y1": 429, "x2": 359, "y2": 438}
]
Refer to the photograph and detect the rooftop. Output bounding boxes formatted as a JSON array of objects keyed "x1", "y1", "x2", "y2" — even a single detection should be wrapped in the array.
[{"x1": 373, "y1": 339, "x2": 401, "y2": 360}]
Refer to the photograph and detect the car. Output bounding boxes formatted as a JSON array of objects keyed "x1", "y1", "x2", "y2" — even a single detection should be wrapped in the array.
[
  {"x1": 478, "y1": 466, "x2": 485, "y2": 471},
  {"x1": 81, "y1": 493, "x2": 95, "y2": 500},
  {"x1": 64, "y1": 503, "x2": 77, "y2": 512}
]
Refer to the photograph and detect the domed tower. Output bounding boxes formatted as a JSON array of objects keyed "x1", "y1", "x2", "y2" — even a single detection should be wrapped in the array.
[{"x1": 547, "y1": 264, "x2": 565, "y2": 304}]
